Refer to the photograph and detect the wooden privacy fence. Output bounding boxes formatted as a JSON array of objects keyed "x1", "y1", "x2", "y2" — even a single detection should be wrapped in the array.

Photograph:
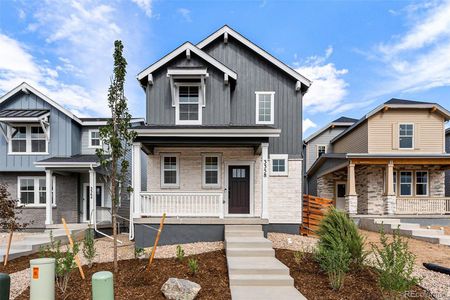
[{"x1": 301, "y1": 194, "x2": 334, "y2": 236}]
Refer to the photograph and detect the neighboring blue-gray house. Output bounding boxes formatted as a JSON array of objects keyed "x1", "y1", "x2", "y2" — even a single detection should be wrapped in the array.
[
  {"x1": 129, "y1": 25, "x2": 312, "y2": 246},
  {"x1": 446, "y1": 128, "x2": 450, "y2": 197},
  {"x1": 0, "y1": 82, "x2": 144, "y2": 228}
]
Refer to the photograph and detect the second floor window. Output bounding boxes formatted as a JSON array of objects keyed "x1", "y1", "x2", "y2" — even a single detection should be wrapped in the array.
[
  {"x1": 255, "y1": 92, "x2": 275, "y2": 124},
  {"x1": 10, "y1": 125, "x2": 48, "y2": 154},
  {"x1": 176, "y1": 85, "x2": 202, "y2": 125},
  {"x1": 399, "y1": 124, "x2": 413, "y2": 149},
  {"x1": 317, "y1": 145, "x2": 326, "y2": 158},
  {"x1": 89, "y1": 129, "x2": 102, "y2": 148}
]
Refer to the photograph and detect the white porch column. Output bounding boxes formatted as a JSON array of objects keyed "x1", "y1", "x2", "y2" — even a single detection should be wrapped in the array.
[
  {"x1": 89, "y1": 169, "x2": 96, "y2": 225},
  {"x1": 132, "y1": 142, "x2": 142, "y2": 218},
  {"x1": 345, "y1": 161, "x2": 358, "y2": 214},
  {"x1": 384, "y1": 160, "x2": 396, "y2": 215},
  {"x1": 45, "y1": 170, "x2": 53, "y2": 225},
  {"x1": 261, "y1": 143, "x2": 269, "y2": 219}
]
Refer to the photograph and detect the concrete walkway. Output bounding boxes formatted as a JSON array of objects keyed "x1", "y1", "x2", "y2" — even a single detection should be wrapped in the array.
[
  {"x1": 359, "y1": 218, "x2": 450, "y2": 246},
  {"x1": 225, "y1": 225, "x2": 306, "y2": 300}
]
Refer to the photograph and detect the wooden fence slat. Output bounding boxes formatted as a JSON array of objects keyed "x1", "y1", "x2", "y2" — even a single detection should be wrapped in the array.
[{"x1": 301, "y1": 194, "x2": 333, "y2": 236}]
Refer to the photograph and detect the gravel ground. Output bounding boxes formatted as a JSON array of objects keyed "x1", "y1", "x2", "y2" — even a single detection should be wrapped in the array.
[
  {"x1": 269, "y1": 232, "x2": 450, "y2": 300},
  {"x1": 9, "y1": 234, "x2": 223, "y2": 299}
]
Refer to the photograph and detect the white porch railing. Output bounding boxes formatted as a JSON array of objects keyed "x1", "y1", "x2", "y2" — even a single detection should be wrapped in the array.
[
  {"x1": 140, "y1": 192, "x2": 224, "y2": 218},
  {"x1": 396, "y1": 198, "x2": 450, "y2": 214}
]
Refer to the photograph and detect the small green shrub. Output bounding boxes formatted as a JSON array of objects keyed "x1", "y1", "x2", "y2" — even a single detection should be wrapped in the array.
[
  {"x1": 316, "y1": 241, "x2": 351, "y2": 290},
  {"x1": 293, "y1": 250, "x2": 305, "y2": 269},
  {"x1": 317, "y1": 207, "x2": 367, "y2": 269},
  {"x1": 135, "y1": 247, "x2": 145, "y2": 259},
  {"x1": 82, "y1": 226, "x2": 96, "y2": 268},
  {"x1": 372, "y1": 227, "x2": 421, "y2": 295},
  {"x1": 176, "y1": 245, "x2": 185, "y2": 262},
  {"x1": 187, "y1": 258, "x2": 199, "y2": 275},
  {"x1": 40, "y1": 230, "x2": 79, "y2": 295}
]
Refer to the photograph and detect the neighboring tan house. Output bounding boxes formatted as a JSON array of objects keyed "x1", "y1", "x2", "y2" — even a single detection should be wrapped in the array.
[
  {"x1": 307, "y1": 99, "x2": 450, "y2": 215},
  {"x1": 446, "y1": 128, "x2": 450, "y2": 197},
  {"x1": 0, "y1": 82, "x2": 144, "y2": 228},
  {"x1": 129, "y1": 25, "x2": 311, "y2": 246},
  {"x1": 303, "y1": 116, "x2": 357, "y2": 193}
]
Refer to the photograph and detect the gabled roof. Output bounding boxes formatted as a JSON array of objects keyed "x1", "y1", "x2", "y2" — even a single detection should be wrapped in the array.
[
  {"x1": 137, "y1": 42, "x2": 238, "y2": 82},
  {"x1": 197, "y1": 25, "x2": 312, "y2": 89},
  {"x1": 304, "y1": 116, "x2": 357, "y2": 143},
  {"x1": 0, "y1": 82, "x2": 82, "y2": 125},
  {"x1": 330, "y1": 98, "x2": 450, "y2": 144}
]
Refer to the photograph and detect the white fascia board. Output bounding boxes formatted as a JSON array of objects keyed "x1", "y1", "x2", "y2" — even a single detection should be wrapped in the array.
[
  {"x1": 136, "y1": 42, "x2": 237, "y2": 81},
  {"x1": 34, "y1": 161, "x2": 100, "y2": 168},
  {"x1": 81, "y1": 121, "x2": 108, "y2": 126},
  {"x1": 0, "y1": 116, "x2": 50, "y2": 123},
  {"x1": 197, "y1": 26, "x2": 311, "y2": 88},
  {"x1": 0, "y1": 82, "x2": 82, "y2": 125},
  {"x1": 134, "y1": 128, "x2": 281, "y2": 137},
  {"x1": 167, "y1": 68, "x2": 208, "y2": 76}
]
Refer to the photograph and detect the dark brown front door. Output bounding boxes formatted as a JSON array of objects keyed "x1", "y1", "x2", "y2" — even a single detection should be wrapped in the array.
[{"x1": 228, "y1": 165, "x2": 250, "y2": 214}]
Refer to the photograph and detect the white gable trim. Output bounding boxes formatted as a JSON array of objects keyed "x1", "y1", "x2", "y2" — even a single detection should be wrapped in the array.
[
  {"x1": 197, "y1": 26, "x2": 312, "y2": 88},
  {"x1": 137, "y1": 42, "x2": 237, "y2": 81},
  {"x1": 0, "y1": 82, "x2": 82, "y2": 125}
]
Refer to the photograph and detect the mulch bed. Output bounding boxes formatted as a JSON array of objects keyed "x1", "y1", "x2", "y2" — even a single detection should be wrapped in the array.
[
  {"x1": 0, "y1": 252, "x2": 41, "y2": 274},
  {"x1": 16, "y1": 250, "x2": 231, "y2": 300},
  {"x1": 276, "y1": 249, "x2": 432, "y2": 300}
]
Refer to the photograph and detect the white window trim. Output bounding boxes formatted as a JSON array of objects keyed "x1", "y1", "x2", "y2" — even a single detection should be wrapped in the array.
[
  {"x1": 255, "y1": 91, "x2": 275, "y2": 125},
  {"x1": 415, "y1": 170, "x2": 429, "y2": 196},
  {"x1": 202, "y1": 153, "x2": 222, "y2": 189},
  {"x1": 393, "y1": 171, "x2": 397, "y2": 195},
  {"x1": 399, "y1": 171, "x2": 413, "y2": 197},
  {"x1": 8, "y1": 124, "x2": 49, "y2": 155},
  {"x1": 160, "y1": 153, "x2": 180, "y2": 188},
  {"x1": 399, "y1": 123, "x2": 414, "y2": 150},
  {"x1": 17, "y1": 176, "x2": 56, "y2": 207},
  {"x1": 175, "y1": 83, "x2": 203, "y2": 125},
  {"x1": 88, "y1": 129, "x2": 103, "y2": 149},
  {"x1": 316, "y1": 144, "x2": 327, "y2": 159},
  {"x1": 270, "y1": 154, "x2": 288, "y2": 176}
]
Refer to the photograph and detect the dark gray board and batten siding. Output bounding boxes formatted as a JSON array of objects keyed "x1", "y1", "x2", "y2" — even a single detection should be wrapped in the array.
[
  {"x1": 0, "y1": 92, "x2": 80, "y2": 171},
  {"x1": 145, "y1": 36, "x2": 303, "y2": 156}
]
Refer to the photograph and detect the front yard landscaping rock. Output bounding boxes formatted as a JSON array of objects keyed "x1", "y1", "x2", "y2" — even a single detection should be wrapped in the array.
[{"x1": 161, "y1": 278, "x2": 201, "y2": 300}]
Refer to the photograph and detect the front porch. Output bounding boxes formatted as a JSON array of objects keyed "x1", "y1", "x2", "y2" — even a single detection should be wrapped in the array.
[{"x1": 316, "y1": 156, "x2": 450, "y2": 215}]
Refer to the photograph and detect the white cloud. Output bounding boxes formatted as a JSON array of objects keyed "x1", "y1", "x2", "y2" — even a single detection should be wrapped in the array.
[
  {"x1": 371, "y1": 0, "x2": 450, "y2": 95},
  {"x1": 295, "y1": 47, "x2": 349, "y2": 113},
  {"x1": 177, "y1": 8, "x2": 192, "y2": 22},
  {"x1": 303, "y1": 118, "x2": 317, "y2": 133},
  {"x1": 132, "y1": 0, "x2": 153, "y2": 17}
]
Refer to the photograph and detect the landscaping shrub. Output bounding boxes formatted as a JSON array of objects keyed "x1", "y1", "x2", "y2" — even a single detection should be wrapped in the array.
[
  {"x1": 176, "y1": 245, "x2": 185, "y2": 262},
  {"x1": 315, "y1": 242, "x2": 351, "y2": 290},
  {"x1": 293, "y1": 250, "x2": 305, "y2": 269},
  {"x1": 40, "y1": 231, "x2": 80, "y2": 295},
  {"x1": 134, "y1": 247, "x2": 145, "y2": 259},
  {"x1": 372, "y1": 227, "x2": 421, "y2": 296},
  {"x1": 82, "y1": 225, "x2": 96, "y2": 268},
  {"x1": 188, "y1": 258, "x2": 199, "y2": 275},
  {"x1": 316, "y1": 207, "x2": 367, "y2": 269}
]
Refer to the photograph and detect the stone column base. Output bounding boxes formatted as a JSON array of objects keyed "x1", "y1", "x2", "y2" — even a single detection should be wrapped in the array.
[
  {"x1": 383, "y1": 195, "x2": 396, "y2": 215},
  {"x1": 345, "y1": 195, "x2": 358, "y2": 214}
]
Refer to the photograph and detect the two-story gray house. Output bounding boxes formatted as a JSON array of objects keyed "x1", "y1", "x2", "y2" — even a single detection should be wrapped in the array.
[
  {"x1": 0, "y1": 82, "x2": 144, "y2": 228},
  {"x1": 129, "y1": 25, "x2": 311, "y2": 246}
]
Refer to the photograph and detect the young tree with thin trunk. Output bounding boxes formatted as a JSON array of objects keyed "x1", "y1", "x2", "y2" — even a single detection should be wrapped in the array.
[{"x1": 97, "y1": 40, "x2": 136, "y2": 273}]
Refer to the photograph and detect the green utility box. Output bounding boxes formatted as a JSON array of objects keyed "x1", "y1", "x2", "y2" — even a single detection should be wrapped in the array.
[
  {"x1": 30, "y1": 258, "x2": 55, "y2": 300},
  {"x1": 0, "y1": 273, "x2": 10, "y2": 300},
  {"x1": 92, "y1": 271, "x2": 114, "y2": 300}
]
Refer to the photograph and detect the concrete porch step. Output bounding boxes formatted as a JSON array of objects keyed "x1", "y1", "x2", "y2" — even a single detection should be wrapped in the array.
[
  {"x1": 398, "y1": 228, "x2": 444, "y2": 236},
  {"x1": 228, "y1": 257, "x2": 290, "y2": 275},
  {"x1": 226, "y1": 247, "x2": 275, "y2": 257},
  {"x1": 230, "y1": 274, "x2": 294, "y2": 286},
  {"x1": 225, "y1": 225, "x2": 262, "y2": 231},
  {"x1": 373, "y1": 219, "x2": 401, "y2": 224},
  {"x1": 231, "y1": 286, "x2": 307, "y2": 300},
  {"x1": 225, "y1": 230, "x2": 264, "y2": 238},
  {"x1": 413, "y1": 234, "x2": 450, "y2": 245},
  {"x1": 226, "y1": 237, "x2": 272, "y2": 249}
]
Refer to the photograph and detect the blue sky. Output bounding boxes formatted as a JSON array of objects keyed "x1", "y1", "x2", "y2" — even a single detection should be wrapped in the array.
[{"x1": 1, "y1": 0, "x2": 449, "y2": 137}]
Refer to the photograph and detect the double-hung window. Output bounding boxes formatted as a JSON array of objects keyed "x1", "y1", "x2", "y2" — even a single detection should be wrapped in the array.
[
  {"x1": 176, "y1": 85, "x2": 202, "y2": 125},
  {"x1": 18, "y1": 177, "x2": 55, "y2": 206},
  {"x1": 399, "y1": 171, "x2": 413, "y2": 196},
  {"x1": 89, "y1": 129, "x2": 102, "y2": 148},
  {"x1": 10, "y1": 125, "x2": 48, "y2": 154},
  {"x1": 399, "y1": 124, "x2": 414, "y2": 149},
  {"x1": 203, "y1": 154, "x2": 221, "y2": 188},
  {"x1": 255, "y1": 92, "x2": 275, "y2": 124},
  {"x1": 161, "y1": 154, "x2": 179, "y2": 188},
  {"x1": 415, "y1": 171, "x2": 428, "y2": 196},
  {"x1": 317, "y1": 145, "x2": 326, "y2": 158},
  {"x1": 270, "y1": 154, "x2": 288, "y2": 176}
]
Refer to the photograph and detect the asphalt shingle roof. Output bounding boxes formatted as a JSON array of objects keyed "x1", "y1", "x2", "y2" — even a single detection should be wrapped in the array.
[
  {"x1": 332, "y1": 116, "x2": 358, "y2": 123},
  {"x1": 385, "y1": 98, "x2": 434, "y2": 105},
  {"x1": 37, "y1": 155, "x2": 102, "y2": 163}
]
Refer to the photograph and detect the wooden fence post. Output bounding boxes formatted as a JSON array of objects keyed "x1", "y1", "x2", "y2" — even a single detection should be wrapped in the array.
[
  {"x1": 62, "y1": 218, "x2": 85, "y2": 280},
  {"x1": 147, "y1": 213, "x2": 166, "y2": 271}
]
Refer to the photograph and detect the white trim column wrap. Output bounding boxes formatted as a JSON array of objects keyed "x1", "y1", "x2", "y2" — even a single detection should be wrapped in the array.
[
  {"x1": 345, "y1": 162, "x2": 357, "y2": 214},
  {"x1": 261, "y1": 143, "x2": 269, "y2": 219},
  {"x1": 45, "y1": 169, "x2": 53, "y2": 225},
  {"x1": 132, "y1": 142, "x2": 142, "y2": 218},
  {"x1": 89, "y1": 169, "x2": 96, "y2": 225}
]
